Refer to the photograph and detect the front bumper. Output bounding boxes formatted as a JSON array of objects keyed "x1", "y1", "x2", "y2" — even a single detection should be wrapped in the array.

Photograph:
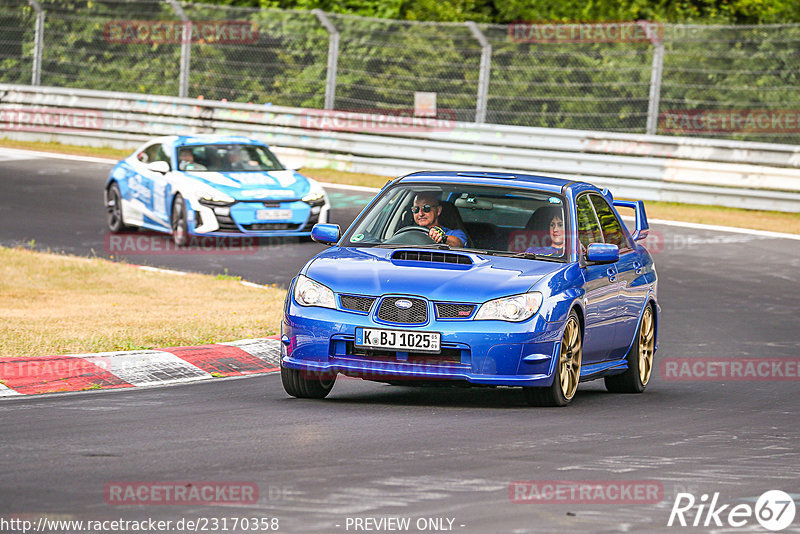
[
  {"x1": 282, "y1": 296, "x2": 565, "y2": 387},
  {"x1": 189, "y1": 199, "x2": 329, "y2": 237}
]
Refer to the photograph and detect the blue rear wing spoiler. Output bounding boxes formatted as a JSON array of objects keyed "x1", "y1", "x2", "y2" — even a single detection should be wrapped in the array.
[{"x1": 612, "y1": 199, "x2": 649, "y2": 241}]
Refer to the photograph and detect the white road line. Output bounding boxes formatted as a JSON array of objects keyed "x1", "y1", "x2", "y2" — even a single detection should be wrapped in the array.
[
  {"x1": 0, "y1": 147, "x2": 118, "y2": 164},
  {"x1": 0, "y1": 382, "x2": 22, "y2": 396},
  {"x1": 319, "y1": 181, "x2": 382, "y2": 193},
  {"x1": 137, "y1": 265, "x2": 188, "y2": 276},
  {"x1": 646, "y1": 218, "x2": 800, "y2": 241}
]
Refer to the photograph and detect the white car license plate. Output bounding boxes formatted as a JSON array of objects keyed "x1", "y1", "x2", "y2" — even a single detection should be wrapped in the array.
[
  {"x1": 256, "y1": 209, "x2": 293, "y2": 221},
  {"x1": 355, "y1": 328, "x2": 441, "y2": 353}
]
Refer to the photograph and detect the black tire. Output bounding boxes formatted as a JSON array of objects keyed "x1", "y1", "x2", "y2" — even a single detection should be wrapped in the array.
[
  {"x1": 171, "y1": 194, "x2": 189, "y2": 247},
  {"x1": 281, "y1": 365, "x2": 336, "y2": 399},
  {"x1": 524, "y1": 310, "x2": 582, "y2": 407},
  {"x1": 106, "y1": 183, "x2": 129, "y2": 233},
  {"x1": 605, "y1": 304, "x2": 655, "y2": 393}
]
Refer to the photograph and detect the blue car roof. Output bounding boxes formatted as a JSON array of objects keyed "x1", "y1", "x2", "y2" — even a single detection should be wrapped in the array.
[
  {"x1": 398, "y1": 171, "x2": 577, "y2": 194},
  {"x1": 171, "y1": 135, "x2": 267, "y2": 147}
]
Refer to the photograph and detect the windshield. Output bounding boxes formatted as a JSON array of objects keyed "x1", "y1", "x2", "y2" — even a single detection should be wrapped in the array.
[
  {"x1": 344, "y1": 183, "x2": 568, "y2": 259},
  {"x1": 176, "y1": 144, "x2": 285, "y2": 172}
]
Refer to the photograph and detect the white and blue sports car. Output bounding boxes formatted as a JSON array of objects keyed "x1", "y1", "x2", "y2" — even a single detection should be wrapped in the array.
[{"x1": 105, "y1": 135, "x2": 330, "y2": 245}]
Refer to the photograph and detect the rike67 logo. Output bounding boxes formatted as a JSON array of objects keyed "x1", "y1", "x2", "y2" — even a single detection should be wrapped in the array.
[{"x1": 668, "y1": 490, "x2": 796, "y2": 531}]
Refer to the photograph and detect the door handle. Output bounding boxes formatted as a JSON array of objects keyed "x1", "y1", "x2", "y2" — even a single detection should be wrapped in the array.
[
  {"x1": 633, "y1": 261, "x2": 643, "y2": 274},
  {"x1": 606, "y1": 267, "x2": 617, "y2": 282}
]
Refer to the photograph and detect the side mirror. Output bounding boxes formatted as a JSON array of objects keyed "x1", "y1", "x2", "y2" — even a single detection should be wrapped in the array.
[
  {"x1": 311, "y1": 223, "x2": 340, "y2": 246},
  {"x1": 147, "y1": 161, "x2": 170, "y2": 174},
  {"x1": 586, "y1": 243, "x2": 619, "y2": 264},
  {"x1": 613, "y1": 199, "x2": 649, "y2": 241}
]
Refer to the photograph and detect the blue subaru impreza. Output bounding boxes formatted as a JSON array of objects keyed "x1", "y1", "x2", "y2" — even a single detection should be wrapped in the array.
[{"x1": 281, "y1": 171, "x2": 659, "y2": 406}]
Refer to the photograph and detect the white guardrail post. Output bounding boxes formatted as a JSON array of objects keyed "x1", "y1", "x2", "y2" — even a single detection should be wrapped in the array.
[
  {"x1": 28, "y1": 0, "x2": 44, "y2": 87},
  {"x1": 466, "y1": 21, "x2": 491, "y2": 125},
  {"x1": 313, "y1": 9, "x2": 339, "y2": 111},
  {"x1": 165, "y1": 0, "x2": 191, "y2": 99}
]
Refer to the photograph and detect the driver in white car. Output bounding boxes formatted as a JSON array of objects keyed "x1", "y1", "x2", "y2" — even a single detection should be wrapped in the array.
[{"x1": 412, "y1": 192, "x2": 467, "y2": 247}]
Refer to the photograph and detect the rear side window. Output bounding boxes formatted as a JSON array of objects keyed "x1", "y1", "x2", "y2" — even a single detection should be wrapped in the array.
[
  {"x1": 589, "y1": 194, "x2": 629, "y2": 249},
  {"x1": 576, "y1": 195, "x2": 603, "y2": 249},
  {"x1": 140, "y1": 144, "x2": 171, "y2": 169}
]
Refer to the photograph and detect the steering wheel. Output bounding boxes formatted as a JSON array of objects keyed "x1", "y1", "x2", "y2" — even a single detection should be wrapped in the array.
[{"x1": 385, "y1": 225, "x2": 435, "y2": 245}]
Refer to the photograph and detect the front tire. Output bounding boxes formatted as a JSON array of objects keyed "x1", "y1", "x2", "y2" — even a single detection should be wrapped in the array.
[
  {"x1": 281, "y1": 365, "x2": 336, "y2": 399},
  {"x1": 605, "y1": 304, "x2": 655, "y2": 393},
  {"x1": 171, "y1": 194, "x2": 189, "y2": 247},
  {"x1": 524, "y1": 310, "x2": 582, "y2": 407},
  {"x1": 106, "y1": 183, "x2": 129, "y2": 233}
]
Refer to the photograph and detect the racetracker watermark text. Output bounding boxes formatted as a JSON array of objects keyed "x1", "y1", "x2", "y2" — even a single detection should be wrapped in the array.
[
  {"x1": 660, "y1": 357, "x2": 800, "y2": 381},
  {"x1": 509, "y1": 480, "x2": 664, "y2": 504},
  {"x1": 104, "y1": 481, "x2": 258, "y2": 505},
  {"x1": 508, "y1": 21, "x2": 663, "y2": 43},
  {"x1": 301, "y1": 108, "x2": 456, "y2": 133},
  {"x1": 105, "y1": 232, "x2": 258, "y2": 255},
  {"x1": 104, "y1": 20, "x2": 258, "y2": 44},
  {"x1": 660, "y1": 109, "x2": 800, "y2": 134}
]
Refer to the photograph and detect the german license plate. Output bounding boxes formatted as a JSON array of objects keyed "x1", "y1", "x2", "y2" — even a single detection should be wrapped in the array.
[
  {"x1": 355, "y1": 328, "x2": 441, "y2": 353},
  {"x1": 256, "y1": 209, "x2": 292, "y2": 221}
]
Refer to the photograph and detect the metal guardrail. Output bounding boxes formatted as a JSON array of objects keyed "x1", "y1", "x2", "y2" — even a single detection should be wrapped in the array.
[{"x1": 2, "y1": 84, "x2": 800, "y2": 212}]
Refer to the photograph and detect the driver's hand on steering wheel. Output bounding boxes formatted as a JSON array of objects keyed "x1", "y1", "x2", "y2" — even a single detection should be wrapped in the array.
[{"x1": 428, "y1": 226, "x2": 446, "y2": 243}]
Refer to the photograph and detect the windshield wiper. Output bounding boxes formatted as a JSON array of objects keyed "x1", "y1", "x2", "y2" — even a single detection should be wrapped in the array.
[{"x1": 482, "y1": 250, "x2": 564, "y2": 262}]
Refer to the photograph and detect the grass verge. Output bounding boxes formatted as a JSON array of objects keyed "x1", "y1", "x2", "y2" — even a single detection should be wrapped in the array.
[
  {"x1": 2, "y1": 137, "x2": 799, "y2": 234},
  {"x1": 0, "y1": 246, "x2": 284, "y2": 358}
]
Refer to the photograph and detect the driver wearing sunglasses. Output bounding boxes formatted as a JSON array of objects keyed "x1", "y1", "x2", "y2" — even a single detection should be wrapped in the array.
[{"x1": 412, "y1": 192, "x2": 467, "y2": 247}]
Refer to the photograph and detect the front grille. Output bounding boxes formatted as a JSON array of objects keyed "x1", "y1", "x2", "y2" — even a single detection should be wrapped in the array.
[
  {"x1": 435, "y1": 302, "x2": 476, "y2": 319},
  {"x1": 215, "y1": 213, "x2": 239, "y2": 232},
  {"x1": 340, "y1": 295, "x2": 376, "y2": 313},
  {"x1": 391, "y1": 250, "x2": 472, "y2": 265},
  {"x1": 242, "y1": 223, "x2": 303, "y2": 231},
  {"x1": 376, "y1": 297, "x2": 428, "y2": 324}
]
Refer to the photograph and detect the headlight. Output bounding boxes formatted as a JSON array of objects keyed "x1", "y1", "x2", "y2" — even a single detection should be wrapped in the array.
[
  {"x1": 293, "y1": 275, "x2": 336, "y2": 309},
  {"x1": 198, "y1": 189, "x2": 234, "y2": 207},
  {"x1": 474, "y1": 292, "x2": 543, "y2": 322},
  {"x1": 302, "y1": 180, "x2": 326, "y2": 204}
]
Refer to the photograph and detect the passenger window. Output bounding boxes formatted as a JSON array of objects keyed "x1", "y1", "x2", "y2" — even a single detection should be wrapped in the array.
[
  {"x1": 576, "y1": 195, "x2": 603, "y2": 250},
  {"x1": 589, "y1": 194, "x2": 629, "y2": 249}
]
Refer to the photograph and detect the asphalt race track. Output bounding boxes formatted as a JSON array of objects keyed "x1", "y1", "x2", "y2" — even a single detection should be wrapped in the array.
[{"x1": 1, "y1": 150, "x2": 799, "y2": 533}]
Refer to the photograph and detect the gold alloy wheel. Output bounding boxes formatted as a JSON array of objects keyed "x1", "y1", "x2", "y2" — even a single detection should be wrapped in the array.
[
  {"x1": 559, "y1": 316, "x2": 582, "y2": 400},
  {"x1": 638, "y1": 306, "x2": 655, "y2": 386}
]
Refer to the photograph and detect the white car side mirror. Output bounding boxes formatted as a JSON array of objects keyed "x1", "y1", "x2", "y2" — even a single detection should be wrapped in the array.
[{"x1": 147, "y1": 161, "x2": 170, "y2": 174}]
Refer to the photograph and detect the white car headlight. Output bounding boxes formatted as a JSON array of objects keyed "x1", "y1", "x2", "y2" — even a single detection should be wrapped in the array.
[
  {"x1": 293, "y1": 275, "x2": 336, "y2": 309},
  {"x1": 302, "y1": 179, "x2": 326, "y2": 204},
  {"x1": 198, "y1": 188, "x2": 235, "y2": 206},
  {"x1": 474, "y1": 292, "x2": 543, "y2": 322}
]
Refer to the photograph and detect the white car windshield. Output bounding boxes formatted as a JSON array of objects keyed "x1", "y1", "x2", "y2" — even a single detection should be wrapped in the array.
[{"x1": 177, "y1": 144, "x2": 284, "y2": 172}]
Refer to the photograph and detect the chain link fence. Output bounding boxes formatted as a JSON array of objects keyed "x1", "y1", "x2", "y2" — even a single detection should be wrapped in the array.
[{"x1": 2, "y1": 0, "x2": 800, "y2": 143}]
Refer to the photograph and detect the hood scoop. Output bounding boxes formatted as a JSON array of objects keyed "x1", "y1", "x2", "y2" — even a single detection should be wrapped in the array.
[{"x1": 391, "y1": 249, "x2": 473, "y2": 266}]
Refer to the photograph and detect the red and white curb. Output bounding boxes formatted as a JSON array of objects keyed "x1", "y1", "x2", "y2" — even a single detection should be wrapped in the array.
[{"x1": 0, "y1": 337, "x2": 281, "y2": 397}]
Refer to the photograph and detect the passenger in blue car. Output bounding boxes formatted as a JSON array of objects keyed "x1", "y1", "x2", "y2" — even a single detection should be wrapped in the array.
[
  {"x1": 525, "y1": 206, "x2": 565, "y2": 257},
  {"x1": 412, "y1": 192, "x2": 467, "y2": 247},
  {"x1": 178, "y1": 148, "x2": 206, "y2": 171}
]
